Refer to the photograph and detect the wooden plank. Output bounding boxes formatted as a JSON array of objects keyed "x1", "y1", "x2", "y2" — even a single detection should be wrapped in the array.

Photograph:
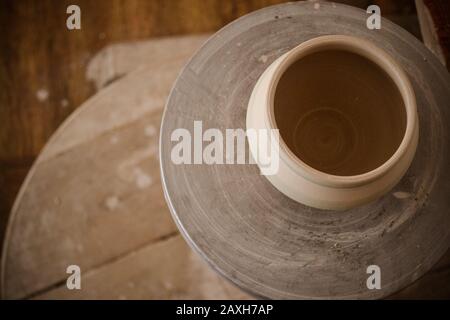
[
  {"x1": 35, "y1": 235, "x2": 251, "y2": 300},
  {"x1": 3, "y1": 109, "x2": 172, "y2": 298}
]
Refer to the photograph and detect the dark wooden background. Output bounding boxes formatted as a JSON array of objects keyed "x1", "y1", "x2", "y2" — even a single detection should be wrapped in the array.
[{"x1": 3, "y1": 0, "x2": 447, "y2": 299}]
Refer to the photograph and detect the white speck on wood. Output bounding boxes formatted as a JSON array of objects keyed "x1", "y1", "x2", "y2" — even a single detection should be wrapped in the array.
[
  {"x1": 144, "y1": 125, "x2": 157, "y2": 137},
  {"x1": 163, "y1": 281, "x2": 174, "y2": 290},
  {"x1": 53, "y1": 197, "x2": 61, "y2": 206},
  {"x1": 134, "y1": 168, "x2": 153, "y2": 189},
  {"x1": 105, "y1": 196, "x2": 120, "y2": 211},
  {"x1": 36, "y1": 89, "x2": 49, "y2": 102},
  {"x1": 60, "y1": 99, "x2": 69, "y2": 108},
  {"x1": 314, "y1": 3, "x2": 320, "y2": 10},
  {"x1": 110, "y1": 135, "x2": 119, "y2": 144}
]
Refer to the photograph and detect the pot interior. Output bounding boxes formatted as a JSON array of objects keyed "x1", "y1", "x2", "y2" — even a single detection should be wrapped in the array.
[{"x1": 274, "y1": 49, "x2": 407, "y2": 176}]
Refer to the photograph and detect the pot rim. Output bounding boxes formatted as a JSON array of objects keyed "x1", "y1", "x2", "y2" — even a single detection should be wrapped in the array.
[{"x1": 266, "y1": 35, "x2": 418, "y2": 188}]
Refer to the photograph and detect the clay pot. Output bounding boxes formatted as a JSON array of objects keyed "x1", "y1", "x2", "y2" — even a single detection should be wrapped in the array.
[{"x1": 246, "y1": 35, "x2": 419, "y2": 210}]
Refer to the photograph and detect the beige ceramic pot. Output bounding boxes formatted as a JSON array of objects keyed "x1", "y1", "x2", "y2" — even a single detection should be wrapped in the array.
[{"x1": 247, "y1": 35, "x2": 419, "y2": 210}]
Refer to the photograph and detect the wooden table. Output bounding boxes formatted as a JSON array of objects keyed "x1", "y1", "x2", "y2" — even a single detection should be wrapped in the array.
[{"x1": 1, "y1": 35, "x2": 253, "y2": 299}]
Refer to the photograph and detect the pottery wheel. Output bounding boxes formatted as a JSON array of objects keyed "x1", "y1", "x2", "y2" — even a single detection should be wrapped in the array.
[
  {"x1": 1, "y1": 35, "x2": 250, "y2": 300},
  {"x1": 160, "y1": 2, "x2": 450, "y2": 299}
]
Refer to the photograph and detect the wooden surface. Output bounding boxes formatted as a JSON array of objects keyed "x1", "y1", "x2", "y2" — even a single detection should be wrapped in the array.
[
  {"x1": 1, "y1": 35, "x2": 250, "y2": 299},
  {"x1": 161, "y1": 2, "x2": 450, "y2": 299},
  {"x1": 416, "y1": 0, "x2": 446, "y2": 66}
]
